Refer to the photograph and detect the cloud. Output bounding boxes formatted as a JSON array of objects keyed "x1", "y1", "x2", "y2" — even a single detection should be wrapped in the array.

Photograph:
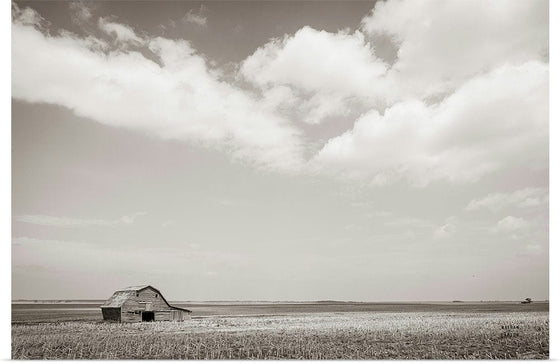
[
  {"x1": 15, "y1": 215, "x2": 113, "y2": 227},
  {"x1": 12, "y1": 237, "x2": 87, "y2": 246},
  {"x1": 311, "y1": 61, "x2": 548, "y2": 185},
  {"x1": 12, "y1": 2, "x2": 47, "y2": 28},
  {"x1": 69, "y1": 1, "x2": 93, "y2": 24},
  {"x1": 382, "y1": 215, "x2": 433, "y2": 229},
  {"x1": 242, "y1": 27, "x2": 386, "y2": 95},
  {"x1": 240, "y1": 0, "x2": 547, "y2": 125},
  {"x1": 98, "y1": 17, "x2": 144, "y2": 45},
  {"x1": 182, "y1": 8, "x2": 207, "y2": 26},
  {"x1": 240, "y1": 26, "x2": 387, "y2": 124},
  {"x1": 12, "y1": 2, "x2": 549, "y2": 187},
  {"x1": 12, "y1": 10, "x2": 304, "y2": 173},
  {"x1": 237, "y1": 1, "x2": 547, "y2": 184},
  {"x1": 493, "y1": 216, "x2": 529, "y2": 233},
  {"x1": 360, "y1": 0, "x2": 548, "y2": 102},
  {"x1": 15, "y1": 212, "x2": 146, "y2": 227},
  {"x1": 466, "y1": 188, "x2": 548, "y2": 212}
]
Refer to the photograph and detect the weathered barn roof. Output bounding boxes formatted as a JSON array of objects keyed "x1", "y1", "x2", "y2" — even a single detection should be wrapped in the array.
[
  {"x1": 101, "y1": 290, "x2": 137, "y2": 308},
  {"x1": 100, "y1": 285, "x2": 191, "y2": 312}
]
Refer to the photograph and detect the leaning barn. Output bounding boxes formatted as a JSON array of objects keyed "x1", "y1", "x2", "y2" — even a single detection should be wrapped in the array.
[{"x1": 101, "y1": 285, "x2": 191, "y2": 322}]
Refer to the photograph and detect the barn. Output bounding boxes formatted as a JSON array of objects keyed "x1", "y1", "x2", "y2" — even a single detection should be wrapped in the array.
[{"x1": 100, "y1": 285, "x2": 191, "y2": 323}]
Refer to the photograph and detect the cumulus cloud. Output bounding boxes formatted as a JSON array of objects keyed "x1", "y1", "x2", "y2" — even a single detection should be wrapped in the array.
[
  {"x1": 12, "y1": 2, "x2": 47, "y2": 28},
  {"x1": 237, "y1": 0, "x2": 548, "y2": 184},
  {"x1": 242, "y1": 27, "x2": 386, "y2": 94},
  {"x1": 311, "y1": 62, "x2": 548, "y2": 185},
  {"x1": 241, "y1": 26, "x2": 387, "y2": 124},
  {"x1": 98, "y1": 17, "x2": 144, "y2": 45},
  {"x1": 361, "y1": 0, "x2": 548, "y2": 101},
  {"x1": 466, "y1": 188, "x2": 548, "y2": 212},
  {"x1": 12, "y1": 9, "x2": 304, "y2": 173},
  {"x1": 12, "y1": 1, "x2": 549, "y2": 186},
  {"x1": 240, "y1": 0, "x2": 547, "y2": 126}
]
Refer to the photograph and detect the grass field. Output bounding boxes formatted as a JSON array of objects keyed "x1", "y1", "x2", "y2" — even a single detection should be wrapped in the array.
[{"x1": 12, "y1": 302, "x2": 549, "y2": 359}]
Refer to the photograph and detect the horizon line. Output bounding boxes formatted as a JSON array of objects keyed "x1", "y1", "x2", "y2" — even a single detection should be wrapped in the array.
[{"x1": 12, "y1": 299, "x2": 550, "y2": 303}]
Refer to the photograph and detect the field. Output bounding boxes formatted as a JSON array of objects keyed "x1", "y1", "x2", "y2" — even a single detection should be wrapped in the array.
[{"x1": 12, "y1": 302, "x2": 549, "y2": 359}]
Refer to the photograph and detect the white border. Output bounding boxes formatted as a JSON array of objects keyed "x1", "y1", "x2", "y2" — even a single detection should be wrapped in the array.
[
  {"x1": 2, "y1": 0, "x2": 556, "y2": 362},
  {"x1": 1, "y1": 1, "x2": 12, "y2": 361}
]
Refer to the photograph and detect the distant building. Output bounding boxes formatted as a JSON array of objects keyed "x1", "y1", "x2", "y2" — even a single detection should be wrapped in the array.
[{"x1": 100, "y1": 285, "x2": 191, "y2": 322}]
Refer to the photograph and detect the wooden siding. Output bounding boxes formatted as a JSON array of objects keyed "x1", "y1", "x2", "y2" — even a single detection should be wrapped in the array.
[
  {"x1": 119, "y1": 308, "x2": 186, "y2": 322},
  {"x1": 101, "y1": 307, "x2": 121, "y2": 322},
  {"x1": 121, "y1": 310, "x2": 141, "y2": 323},
  {"x1": 155, "y1": 311, "x2": 171, "y2": 321},
  {"x1": 119, "y1": 287, "x2": 189, "y2": 322},
  {"x1": 121, "y1": 287, "x2": 170, "y2": 313},
  {"x1": 102, "y1": 286, "x2": 191, "y2": 322},
  {"x1": 171, "y1": 310, "x2": 188, "y2": 321}
]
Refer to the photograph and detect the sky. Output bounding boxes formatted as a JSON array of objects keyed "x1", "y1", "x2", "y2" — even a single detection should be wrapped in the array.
[{"x1": 11, "y1": 0, "x2": 549, "y2": 301}]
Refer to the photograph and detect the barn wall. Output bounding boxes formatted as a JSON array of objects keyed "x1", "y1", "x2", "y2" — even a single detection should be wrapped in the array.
[
  {"x1": 101, "y1": 307, "x2": 121, "y2": 322},
  {"x1": 169, "y1": 309, "x2": 191, "y2": 321},
  {"x1": 121, "y1": 287, "x2": 170, "y2": 312},
  {"x1": 120, "y1": 287, "x2": 188, "y2": 322},
  {"x1": 103, "y1": 287, "x2": 190, "y2": 323},
  {"x1": 155, "y1": 311, "x2": 171, "y2": 321},
  {"x1": 168, "y1": 310, "x2": 182, "y2": 321},
  {"x1": 121, "y1": 310, "x2": 142, "y2": 323}
]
